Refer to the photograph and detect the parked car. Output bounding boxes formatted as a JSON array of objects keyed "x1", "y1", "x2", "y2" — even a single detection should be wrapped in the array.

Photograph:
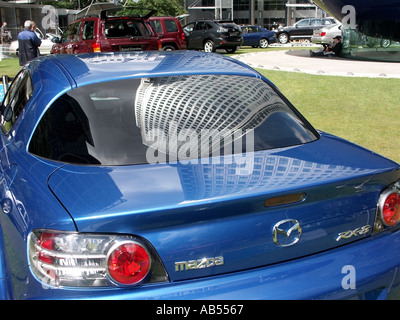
[
  {"x1": 276, "y1": 17, "x2": 337, "y2": 44},
  {"x1": 9, "y1": 28, "x2": 60, "y2": 56},
  {"x1": 51, "y1": 8, "x2": 160, "y2": 54},
  {"x1": 312, "y1": 23, "x2": 342, "y2": 45},
  {"x1": 149, "y1": 16, "x2": 186, "y2": 50},
  {"x1": 240, "y1": 25, "x2": 276, "y2": 48},
  {"x1": 1, "y1": 51, "x2": 400, "y2": 300},
  {"x1": 183, "y1": 20, "x2": 242, "y2": 53}
]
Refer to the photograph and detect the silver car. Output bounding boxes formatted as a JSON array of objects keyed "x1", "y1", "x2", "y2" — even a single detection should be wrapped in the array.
[{"x1": 312, "y1": 23, "x2": 342, "y2": 45}]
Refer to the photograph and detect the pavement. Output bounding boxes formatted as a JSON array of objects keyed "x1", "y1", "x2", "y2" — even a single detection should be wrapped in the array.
[{"x1": 234, "y1": 48, "x2": 400, "y2": 78}]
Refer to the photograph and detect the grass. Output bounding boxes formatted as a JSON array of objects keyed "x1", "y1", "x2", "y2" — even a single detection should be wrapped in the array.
[
  {"x1": 1, "y1": 52, "x2": 399, "y2": 163},
  {"x1": 0, "y1": 57, "x2": 21, "y2": 77},
  {"x1": 256, "y1": 69, "x2": 400, "y2": 164}
]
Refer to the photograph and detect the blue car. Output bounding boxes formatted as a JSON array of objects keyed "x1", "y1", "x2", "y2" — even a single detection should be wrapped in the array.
[
  {"x1": 240, "y1": 25, "x2": 276, "y2": 48},
  {"x1": 1, "y1": 51, "x2": 400, "y2": 300}
]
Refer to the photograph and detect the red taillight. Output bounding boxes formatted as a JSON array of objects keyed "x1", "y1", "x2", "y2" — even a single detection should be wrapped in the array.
[
  {"x1": 29, "y1": 231, "x2": 166, "y2": 288},
  {"x1": 38, "y1": 232, "x2": 55, "y2": 264},
  {"x1": 320, "y1": 32, "x2": 326, "y2": 36},
  {"x1": 382, "y1": 192, "x2": 400, "y2": 226},
  {"x1": 37, "y1": 232, "x2": 58, "y2": 279},
  {"x1": 107, "y1": 241, "x2": 151, "y2": 286},
  {"x1": 181, "y1": 32, "x2": 186, "y2": 41},
  {"x1": 92, "y1": 42, "x2": 101, "y2": 52}
]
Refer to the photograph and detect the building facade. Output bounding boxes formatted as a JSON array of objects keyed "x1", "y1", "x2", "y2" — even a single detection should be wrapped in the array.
[
  {"x1": 186, "y1": 0, "x2": 326, "y2": 29},
  {"x1": 0, "y1": 2, "x2": 77, "y2": 40}
]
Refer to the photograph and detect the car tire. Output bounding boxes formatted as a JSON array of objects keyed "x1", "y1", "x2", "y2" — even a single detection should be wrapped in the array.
[
  {"x1": 381, "y1": 39, "x2": 391, "y2": 48},
  {"x1": 203, "y1": 40, "x2": 215, "y2": 52},
  {"x1": 225, "y1": 47, "x2": 236, "y2": 53},
  {"x1": 162, "y1": 44, "x2": 176, "y2": 51},
  {"x1": 259, "y1": 38, "x2": 269, "y2": 48},
  {"x1": 278, "y1": 33, "x2": 289, "y2": 44}
]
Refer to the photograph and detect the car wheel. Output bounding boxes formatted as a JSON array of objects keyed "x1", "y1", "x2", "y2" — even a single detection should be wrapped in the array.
[
  {"x1": 225, "y1": 48, "x2": 236, "y2": 53},
  {"x1": 278, "y1": 33, "x2": 289, "y2": 44},
  {"x1": 381, "y1": 39, "x2": 391, "y2": 48},
  {"x1": 203, "y1": 40, "x2": 215, "y2": 52},
  {"x1": 162, "y1": 45, "x2": 176, "y2": 51},
  {"x1": 259, "y1": 38, "x2": 269, "y2": 48}
]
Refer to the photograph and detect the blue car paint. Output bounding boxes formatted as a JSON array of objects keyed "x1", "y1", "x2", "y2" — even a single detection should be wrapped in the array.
[
  {"x1": 241, "y1": 26, "x2": 277, "y2": 47},
  {"x1": 0, "y1": 51, "x2": 399, "y2": 299},
  {"x1": 46, "y1": 132, "x2": 400, "y2": 284},
  {"x1": 16, "y1": 228, "x2": 400, "y2": 300}
]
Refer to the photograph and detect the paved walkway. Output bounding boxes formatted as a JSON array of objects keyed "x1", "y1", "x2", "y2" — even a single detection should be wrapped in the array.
[{"x1": 234, "y1": 49, "x2": 400, "y2": 78}]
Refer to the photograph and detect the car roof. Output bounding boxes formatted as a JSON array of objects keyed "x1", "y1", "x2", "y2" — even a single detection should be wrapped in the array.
[{"x1": 36, "y1": 51, "x2": 262, "y2": 88}]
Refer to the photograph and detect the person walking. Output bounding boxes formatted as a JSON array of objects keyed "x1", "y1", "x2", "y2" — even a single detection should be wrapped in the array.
[{"x1": 17, "y1": 20, "x2": 42, "y2": 66}]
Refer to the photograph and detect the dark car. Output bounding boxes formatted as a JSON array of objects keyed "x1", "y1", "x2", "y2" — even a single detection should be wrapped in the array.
[
  {"x1": 149, "y1": 16, "x2": 186, "y2": 50},
  {"x1": 276, "y1": 17, "x2": 336, "y2": 44},
  {"x1": 51, "y1": 8, "x2": 161, "y2": 54},
  {"x1": 183, "y1": 20, "x2": 242, "y2": 53},
  {"x1": 240, "y1": 25, "x2": 276, "y2": 48}
]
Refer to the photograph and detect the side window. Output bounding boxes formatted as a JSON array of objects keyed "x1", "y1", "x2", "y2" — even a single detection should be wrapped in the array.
[
  {"x1": 296, "y1": 19, "x2": 310, "y2": 27},
  {"x1": 71, "y1": 21, "x2": 82, "y2": 41},
  {"x1": 82, "y1": 21, "x2": 94, "y2": 40},
  {"x1": 184, "y1": 22, "x2": 195, "y2": 32},
  {"x1": 29, "y1": 93, "x2": 96, "y2": 164},
  {"x1": 137, "y1": 22, "x2": 151, "y2": 36},
  {"x1": 150, "y1": 20, "x2": 162, "y2": 34},
  {"x1": 164, "y1": 20, "x2": 178, "y2": 32},
  {"x1": 311, "y1": 19, "x2": 322, "y2": 26},
  {"x1": 195, "y1": 22, "x2": 205, "y2": 31},
  {"x1": 61, "y1": 24, "x2": 73, "y2": 43},
  {"x1": 1, "y1": 69, "x2": 33, "y2": 134}
]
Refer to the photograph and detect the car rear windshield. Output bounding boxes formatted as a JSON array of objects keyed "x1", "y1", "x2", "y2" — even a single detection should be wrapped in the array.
[
  {"x1": 105, "y1": 19, "x2": 152, "y2": 37},
  {"x1": 29, "y1": 75, "x2": 318, "y2": 166}
]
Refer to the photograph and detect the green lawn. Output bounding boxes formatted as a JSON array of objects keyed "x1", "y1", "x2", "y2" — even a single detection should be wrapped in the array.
[
  {"x1": 1, "y1": 53, "x2": 399, "y2": 163},
  {"x1": 0, "y1": 57, "x2": 21, "y2": 77},
  {"x1": 257, "y1": 69, "x2": 400, "y2": 164}
]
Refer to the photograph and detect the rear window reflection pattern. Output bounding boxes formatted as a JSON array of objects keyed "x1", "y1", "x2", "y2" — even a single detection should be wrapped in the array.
[{"x1": 29, "y1": 75, "x2": 318, "y2": 165}]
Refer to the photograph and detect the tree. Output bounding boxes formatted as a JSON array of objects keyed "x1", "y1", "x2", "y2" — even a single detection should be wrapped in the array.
[{"x1": 124, "y1": 0, "x2": 186, "y2": 17}]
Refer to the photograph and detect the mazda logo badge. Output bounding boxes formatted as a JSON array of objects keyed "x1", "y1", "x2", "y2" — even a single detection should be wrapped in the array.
[{"x1": 272, "y1": 219, "x2": 302, "y2": 247}]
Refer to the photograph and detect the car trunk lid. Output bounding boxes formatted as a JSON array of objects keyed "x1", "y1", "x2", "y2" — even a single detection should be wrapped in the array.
[{"x1": 47, "y1": 134, "x2": 400, "y2": 281}]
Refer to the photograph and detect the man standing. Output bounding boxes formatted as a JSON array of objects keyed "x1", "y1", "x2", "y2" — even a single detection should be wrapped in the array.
[{"x1": 17, "y1": 20, "x2": 42, "y2": 66}]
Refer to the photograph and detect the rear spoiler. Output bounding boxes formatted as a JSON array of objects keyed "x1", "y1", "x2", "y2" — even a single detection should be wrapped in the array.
[{"x1": 100, "y1": 7, "x2": 156, "y2": 20}]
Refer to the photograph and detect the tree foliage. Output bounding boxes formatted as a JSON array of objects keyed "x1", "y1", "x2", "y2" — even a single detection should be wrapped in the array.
[{"x1": 124, "y1": 0, "x2": 186, "y2": 17}]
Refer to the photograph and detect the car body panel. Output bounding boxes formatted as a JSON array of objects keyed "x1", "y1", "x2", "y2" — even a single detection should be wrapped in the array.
[
  {"x1": 16, "y1": 227, "x2": 400, "y2": 300},
  {"x1": 47, "y1": 133, "x2": 400, "y2": 282},
  {"x1": 40, "y1": 51, "x2": 262, "y2": 89},
  {"x1": 0, "y1": 51, "x2": 400, "y2": 299},
  {"x1": 183, "y1": 20, "x2": 243, "y2": 51},
  {"x1": 149, "y1": 16, "x2": 186, "y2": 50},
  {"x1": 276, "y1": 18, "x2": 337, "y2": 43},
  {"x1": 312, "y1": 23, "x2": 342, "y2": 45},
  {"x1": 51, "y1": 13, "x2": 160, "y2": 54},
  {"x1": 240, "y1": 25, "x2": 276, "y2": 47}
]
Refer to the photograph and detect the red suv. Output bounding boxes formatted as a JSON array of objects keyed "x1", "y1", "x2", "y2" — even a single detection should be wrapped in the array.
[
  {"x1": 51, "y1": 9, "x2": 161, "y2": 54},
  {"x1": 149, "y1": 16, "x2": 186, "y2": 50}
]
